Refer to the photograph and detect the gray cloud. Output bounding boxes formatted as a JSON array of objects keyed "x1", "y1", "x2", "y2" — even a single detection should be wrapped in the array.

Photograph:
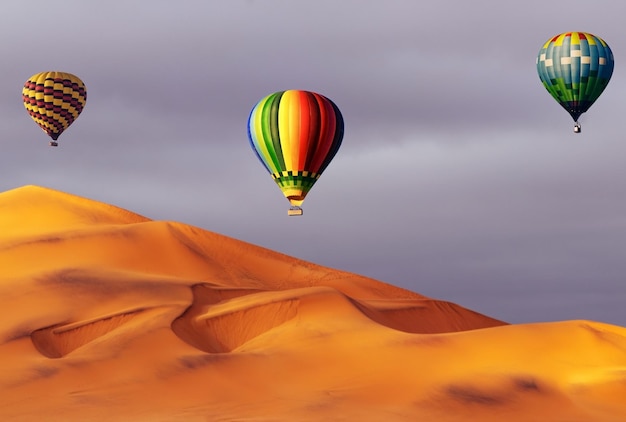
[{"x1": 2, "y1": 0, "x2": 625, "y2": 326}]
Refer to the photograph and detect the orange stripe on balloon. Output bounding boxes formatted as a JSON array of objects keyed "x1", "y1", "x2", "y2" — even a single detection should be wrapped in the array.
[{"x1": 293, "y1": 91, "x2": 304, "y2": 169}]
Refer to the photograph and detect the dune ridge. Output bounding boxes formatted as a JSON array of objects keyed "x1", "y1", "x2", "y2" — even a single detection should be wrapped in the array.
[
  {"x1": 31, "y1": 308, "x2": 154, "y2": 359},
  {"x1": 0, "y1": 185, "x2": 624, "y2": 421}
]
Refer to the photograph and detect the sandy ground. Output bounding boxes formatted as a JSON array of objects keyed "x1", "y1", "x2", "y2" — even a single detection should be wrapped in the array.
[{"x1": 0, "y1": 185, "x2": 625, "y2": 421}]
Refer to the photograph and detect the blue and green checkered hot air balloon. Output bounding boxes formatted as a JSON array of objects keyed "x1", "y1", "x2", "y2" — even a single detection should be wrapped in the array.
[{"x1": 537, "y1": 32, "x2": 614, "y2": 133}]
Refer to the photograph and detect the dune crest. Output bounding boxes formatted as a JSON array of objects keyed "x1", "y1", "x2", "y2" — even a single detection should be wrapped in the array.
[
  {"x1": 31, "y1": 310, "x2": 143, "y2": 358},
  {"x1": 0, "y1": 185, "x2": 148, "y2": 235},
  {"x1": 0, "y1": 185, "x2": 624, "y2": 422},
  {"x1": 172, "y1": 285, "x2": 301, "y2": 353}
]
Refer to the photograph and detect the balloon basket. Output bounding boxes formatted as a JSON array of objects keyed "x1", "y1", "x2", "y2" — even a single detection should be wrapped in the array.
[
  {"x1": 288, "y1": 206, "x2": 303, "y2": 216},
  {"x1": 573, "y1": 122, "x2": 581, "y2": 133},
  {"x1": 49, "y1": 141, "x2": 58, "y2": 147}
]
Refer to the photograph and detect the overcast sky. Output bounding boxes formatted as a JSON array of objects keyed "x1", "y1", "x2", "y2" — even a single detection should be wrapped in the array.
[{"x1": 2, "y1": 0, "x2": 626, "y2": 326}]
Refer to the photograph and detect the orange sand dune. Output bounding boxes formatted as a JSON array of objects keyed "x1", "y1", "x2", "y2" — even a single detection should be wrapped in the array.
[{"x1": 0, "y1": 185, "x2": 625, "y2": 421}]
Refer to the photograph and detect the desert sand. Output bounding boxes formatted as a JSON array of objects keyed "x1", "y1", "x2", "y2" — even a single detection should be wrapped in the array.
[{"x1": 0, "y1": 185, "x2": 625, "y2": 421}]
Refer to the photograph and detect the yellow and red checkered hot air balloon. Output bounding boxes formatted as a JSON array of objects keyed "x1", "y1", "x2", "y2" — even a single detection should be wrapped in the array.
[{"x1": 22, "y1": 71, "x2": 87, "y2": 147}]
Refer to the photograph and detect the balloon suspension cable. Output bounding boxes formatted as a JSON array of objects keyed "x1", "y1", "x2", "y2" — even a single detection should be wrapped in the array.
[
  {"x1": 288, "y1": 206, "x2": 303, "y2": 216},
  {"x1": 573, "y1": 122, "x2": 581, "y2": 134}
]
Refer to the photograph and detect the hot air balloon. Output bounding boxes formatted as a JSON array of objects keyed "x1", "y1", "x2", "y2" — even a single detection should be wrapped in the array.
[
  {"x1": 247, "y1": 90, "x2": 344, "y2": 216},
  {"x1": 537, "y1": 32, "x2": 613, "y2": 133},
  {"x1": 22, "y1": 71, "x2": 87, "y2": 146}
]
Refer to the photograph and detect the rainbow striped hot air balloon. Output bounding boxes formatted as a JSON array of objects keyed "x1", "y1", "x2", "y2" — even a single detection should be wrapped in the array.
[
  {"x1": 536, "y1": 32, "x2": 613, "y2": 133},
  {"x1": 22, "y1": 71, "x2": 87, "y2": 146},
  {"x1": 247, "y1": 90, "x2": 344, "y2": 216}
]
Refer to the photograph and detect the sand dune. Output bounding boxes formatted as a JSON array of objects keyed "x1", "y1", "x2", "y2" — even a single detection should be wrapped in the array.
[{"x1": 0, "y1": 185, "x2": 624, "y2": 421}]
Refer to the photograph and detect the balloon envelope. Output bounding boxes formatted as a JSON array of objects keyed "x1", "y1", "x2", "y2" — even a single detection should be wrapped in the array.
[
  {"x1": 537, "y1": 32, "x2": 613, "y2": 124},
  {"x1": 247, "y1": 90, "x2": 344, "y2": 212},
  {"x1": 22, "y1": 71, "x2": 87, "y2": 144}
]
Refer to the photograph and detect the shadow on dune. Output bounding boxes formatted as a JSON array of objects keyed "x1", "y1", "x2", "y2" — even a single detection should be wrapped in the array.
[
  {"x1": 172, "y1": 284, "x2": 299, "y2": 353},
  {"x1": 171, "y1": 283, "x2": 506, "y2": 354},
  {"x1": 31, "y1": 311, "x2": 144, "y2": 358}
]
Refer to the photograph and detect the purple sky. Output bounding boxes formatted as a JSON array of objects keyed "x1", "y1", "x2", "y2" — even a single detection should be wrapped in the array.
[{"x1": 2, "y1": 0, "x2": 626, "y2": 326}]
